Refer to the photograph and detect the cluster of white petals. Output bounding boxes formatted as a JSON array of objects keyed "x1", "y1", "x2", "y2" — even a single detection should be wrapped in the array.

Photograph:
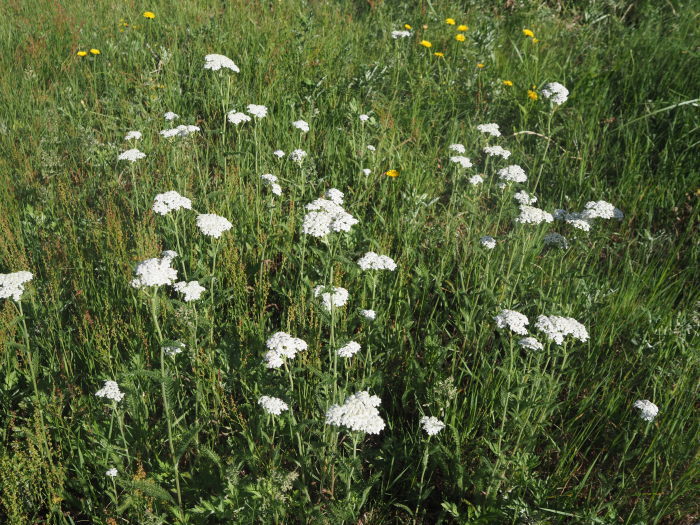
[
  {"x1": 325, "y1": 188, "x2": 344, "y2": 205},
  {"x1": 203, "y1": 54, "x2": 239, "y2": 72},
  {"x1": 359, "y1": 309, "x2": 376, "y2": 321},
  {"x1": 124, "y1": 131, "x2": 142, "y2": 141},
  {"x1": 448, "y1": 143, "x2": 466, "y2": 154},
  {"x1": 292, "y1": 120, "x2": 309, "y2": 132},
  {"x1": 302, "y1": 198, "x2": 358, "y2": 237},
  {"x1": 259, "y1": 395, "x2": 289, "y2": 415},
  {"x1": 541, "y1": 82, "x2": 569, "y2": 105},
  {"x1": 498, "y1": 165, "x2": 527, "y2": 183},
  {"x1": 118, "y1": 148, "x2": 146, "y2": 162},
  {"x1": 420, "y1": 416, "x2": 445, "y2": 436},
  {"x1": 0, "y1": 271, "x2": 33, "y2": 301},
  {"x1": 494, "y1": 309, "x2": 529, "y2": 335},
  {"x1": 366, "y1": 145, "x2": 376, "y2": 151},
  {"x1": 131, "y1": 252, "x2": 178, "y2": 288},
  {"x1": 95, "y1": 380, "x2": 125, "y2": 403},
  {"x1": 515, "y1": 205, "x2": 554, "y2": 225},
  {"x1": 633, "y1": 399, "x2": 659, "y2": 422},
  {"x1": 160, "y1": 125, "x2": 200, "y2": 138},
  {"x1": 196, "y1": 213, "x2": 233, "y2": 238},
  {"x1": 337, "y1": 341, "x2": 361, "y2": 358},
  {"x1": 264, "y1": 332, "x2": 308, "y2": 369},
  {"x1": 357, "y1": 252, "x2": 397, "y2": 271},
  {"x1": 477, "y1": 123, "x2": 501, "y2": 137},
  {"x1": 227, "y1": 111, "x2": 251, "y2": 125},
  {"x1": 247, "y1": 104, "x2": 268, "y2": 119},
  {"x1": 261, "y1": 174, "x2": 282, "y2": 196},
  {"x1": 581, "y1": 200, "x2": 624, "y2": 220},
  {"x1": 152, "y1": 190, "x2": 192, "y2": 215},
  {"x1": 164, "y1": 111, "x2": 179, "y2": 121},
  {"x1": 326, "y1": 391, "x2": 385, "y2": 434},
  {"x1": 289, "y1": 149, "x2": 307, "y2": 163},
  {"x1": 480, "y1": 236, "x2": 496, "y2": 250},
  {"x1": 483, "y1": 145, "x2": 511, "y2": 158},
  {"x1": 273, "y1": 149, "x2": 285, "y2": 158},
  {"x1": 359, "y1": 114, "x2": 370, "y2": 122},
  {"x1": 468, "y1": 175, "x2": 484, "y2": 185},
  {"x1": 173, "y1": 281, "x2": 206, "y2": 302},
  {"x1": 106, "y1": 468, "x2": 118, "y2": 478},
  {"x1": 535, "y1": 315, "x2": 589, "y2": 345},
  {"x1": 518, "y1": 337, "x2": 544, "y2": 351},
  {"x1": 163, "y1": 341, "x2": 186, "y2": 356},
  {"x1": 450, "y1": 155, "x2": 473, "y2": 168},
  {"x1": 314, "y1": 286, "x2": 349, "y2": 311},
  {"x1": 362, "y1": 168, "x2": 371, "y2": 176},
  {"x1": 514, "y1": 190, "x2": 537, "y2": 205},
  {"x1": 391, "y1": 30, "x2": 412, "y2": 39}
]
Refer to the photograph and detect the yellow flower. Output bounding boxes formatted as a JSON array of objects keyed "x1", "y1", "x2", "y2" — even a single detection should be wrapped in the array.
[
  {"x1": 143, "y1": 11, "x2": 155, "y2": 19},
  {"x1": 420, "y1": 40, "x2": 432, "y2": 48},
  {"x1": 385, "y1": 169, "x2": 399, "y2": 178},
  {"x1": 404, "y1": 24, "x2": 412, "y2": 30},
  {"x1": 523, "y1": 29, "x2": 535, "y2": 37},
  {"x1": 477, "y1": 63, "x2": 485, "y2": 68},
  {"x1": 445, "y1": 18, "x2": 456, "y2": 25},
  {"x1": 434, "y1": 52, "x2": 444, "y2": 57},
  {"x1": 76, "y1": 50, "x2": 87, "y2": 57},
  {"x1": 503, "y1": 80, "x2": 513, "y2": 86},
  {"x1": 455, "y1": 34, "x2": 466, "y2": 42},
  {"x1": 90, "y1": 48, "x2": 100, "y2": 55},
  {"x1": 527, "y1": 90, "x2": 538, "y2": 100},
  {"x1": 457, "y1": 25, "x2": 468, "y2": 31},
  {"x1": 532, "y1": 37, "x2": 539, "y2": 43}
]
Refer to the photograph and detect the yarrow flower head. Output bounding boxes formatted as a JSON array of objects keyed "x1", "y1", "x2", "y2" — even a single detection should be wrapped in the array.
[
  {"x1": 633, "y1": 399, "x2": 659, "y2": 422},
  {"x1": 0, "y1": 271, "x2": 33, "y2": 301},
  {"x1": 160, "y1": 125, "x2": 200, "y2": 138},
  {"x1": 535, "y1": 315, "x2": 589, "y2": 345},
  {"x1": 118, "y1": 148, "x2": 146, "y2": 162},
  {"x1": 95, "y1": 380, "x2": 125, "y2": 403},
  {"x1": 480, "y1": 236, "x2": 496, "y2": 250},
  {"x1": 362, "y1": 168, "x2": 371, "y2": 176},
  {"x1": 203, "y1": 54, "x2": 239, "y2": 72},
  {"x1": 359, "y1": 309, "x2": 376, "y2": 321},
  {"x1": 289, "y1": 149, "x2": 307, "y2": 163},
  {"x1": 162, "y1": 341, "x2": 186, "y2": 356},
  {"x1": 264, "y1": 332, "x2": 308, "y2": 369},
  {"x1": 450, "y1": 155, "x2": 473, "y2": 169},
  {"x1": 152, "y1": 190, "x2": 192, "y2": 215},
  {"x1": 357, "y1": 252, "x2": 397, "y2": 271},
  {"x1": 420, "y1": 416, "x2": 445, "y2": 436},
  {"x1": 124, "y1": 131, "x2": 142, "y2": 141},
  {"x1": 164, "y1": 111, "x2": 179, "y2": 121},
  {"x1": 468, "y1": 175, "x2": 484, "y2": 186},
  {"x1": 449, "y1": 143, "x2": 466, "y2": 154},
  {"x1": 544, "y1": 232, "x2": 568, "y2": 249},
  {"x1": 302, "y1": 198, "x2": 358, "y2": 237},
  {"x1": 247, "y1": 104, "x2": 268, "y2": 119},
  {"x1": 498, "y1": 165, "x2": 527, "y2": 183},
  {"x1": 325, "y1": 391, "x2": 385, "y2": 434},
  {"x1": 261, "y1": 174, "x2": 282, "y2": 196},
  {"x1": 106, "y1": 467, "x2": 118, "y2": 477},
  {"x1": 227, "y1": 111, "x2": 251, "y2": 125},
  {"x1": 518, "y1": 337, "x2": 544, "y2": 351},
  {"x1": 483, "y1": 145, "x2": 511, "y2": 159},
  {"x1": 494, "y1": 309, "x2": 529, "y2": 335},
  {"x1": 292, "y1": 120, "x2": 309, "y2": 132},
  {"x1": 541, "y1": 82, "x2": 569, "y2": 105},
  {"x1": 258, "y1": 395, "x2": 289, "y2": 416},
  {"x1": 580, "y1": 200, "x2": 624, "y2": 220},
  {"x1": 325, "y1": 188, "x2": 344, "y2": 205},
  {"x1": 337, "y1": 341, "x2": 361, "y2": 358},
  {"x1": 391, "y1": 30, "x2": 412, "y2": 39},
  {"x1": 173, "y1": 281, "x2": 206, "y2": 302},
  {"x1": 477, "y1": 123, "x2": 501, "y2": 137},
  {"x1": 273, "y1": 149, "x2": 285, "y2": 158},
  {"x1": 359, "y1": 114, "x2": 370, "y2": 121},
  {"x1": 196, "y1": 213, "x2": 233, "y2": 238},
  {"x1": 314, "y1": 285, "x2": 349, "y2": 311},
  {"x1": 131, "y1": 252, "x2": 178, "y2": 288},
  {"x1": 515, "y1": 205, "x2": 554, "y2": 225},
  {"x1": 514, "y1": 190, "x2": 537, "y2": 205}
]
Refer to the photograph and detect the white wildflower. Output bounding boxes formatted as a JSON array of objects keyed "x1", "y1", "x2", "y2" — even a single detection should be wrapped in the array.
[
  {"x1": 314, "y1": 285, "x2": 349, "y2": 311},
  {"x1": 261, "y1": 174, "x2": 282, "y2": 196},
  {"x1": 196, "y1": 213, "x2": 233, "y2": 238},
  {"x1": 359, "y1": 309, "x2": 376, "y2": 321},
  {"x1": 227, "y1": 111, "x2": 251, "y2": 125},
  {"x1": 468, "y1": 175, "x2": 484, "y2": 185},
  {"x1": 337, "y1": 341, "x2": 361, "y2": 358},
  {"x1": 581, "y1": 200, "x2": 623, "y2": 220},
  {"x1": 357, "y1": 252, "x2": 397, "y2": 271},
  {"x1": 247, "y1": 104, "x2": 268, "y2": 119},
  {"x1": 541, "y1": 82, "x2": 569, "y2": 105},
  {"x1": 483, "y1": 145, "x2": 511, "y2": 158},
  {"x1": 359, "y1": 114, "x2": 370, "y2": 121},
  {"x1": 302, "y1": 198, "x2": 358, "y2": 237},
  {"x1": 480, "y1": 236, "x2": 496, "y2": 250},
  {"x1": 449, "y1": 143, "x2": 466, "y2": 154},
  {"x1": 535, "y1": 315, "x2": 589, "y2": 345},
  {"x1": 362, "y1": 168, "x2": 371, "y2": 176},
  {"x1": 633, "y1": 400, "x2": 659, "y2": 422},
  {"x1": 289, "y1": 149, "x2": 307, "y2": 163},
  {"x1": 514, "y1": 190, "x2": 537, "y2": 205},
  {"x1": 326, "y1": 391, "x2": 385, "y2": 434},
  {"x1": 420, "y1": 416, "x2": 445, "y2": 436},
  {"x1": 173, "y1": 281, "x2": 205, "y2": 302},
  {"x1": 366, "y1": 144, "x2": 376, "y2": 151},
  {"x1": 515, "y1": 205, "x2": 554, "y2": 225},
  {"x1": 203, "y1": 54, "x2": 239, "y2": 72},
  {"x1": 95, "y1": 380, "x2": 125, "y2": 403},
  {"x1": 273, "y1": 149, "x2": 285, "y2": 158},
  {"x1": 106, "y1": 468, "x2": 118, "y2": 478},
  {"x1": 152, "y1": 191, "x2": 192, "y2": 215},
  {"x1": 494, "y1": 309, "x2": 529, "y2": 335},
  {"x1": 264, "y1": 332, "x2": 308, "y2": 368},
  {"x1": 292, "y1": 120, "x2": 309, "y2": 132},
  {"x1": 563, "y1": 212, "x2": 592, "y2": 231},
  {"x1": 0, "y1": 271, "x2": 33, "y2": 301},
  {"x1": 518, "y1": 337, "x2": 544, "y2": 351},
  {"x1": 124, "y1": 131, "x2": 142, "y2": 141},
  {"x1": 164, "y1": 111, "x2": 179, "y2": 121},
  {"x1": 325, "y1": 188, "x2": 344, "y2": 205},
  {"x1": 258, "y1": 396, "x2": 289, "y2": 416},
  {"x1": 118, "y1": 148, "x2": 146, "y2": 162},
  {"x1": 498, "y1": 165, "x2": 527, "y2": 183},
  {"x1": 160, "y1": 125, "x2": 200, "y2": 138},
  {"x1": 477, "y1": 123, "x2": 501, "y2": 137},
  {"x1": 543, "y1": 232, "x2": 568, "y2": 249},
  {"x1": 450, "y1": 155, "x2": 472, "y2": 168},
  {"x1": 391, "y1": 30, "x2": 411, "y2": 39},
  {"x1": 163, "y1": 341, "x2": 186, "y2": 356},
  {"x1": 131, "y1": 254, "x2": 177, "y2": 288}
]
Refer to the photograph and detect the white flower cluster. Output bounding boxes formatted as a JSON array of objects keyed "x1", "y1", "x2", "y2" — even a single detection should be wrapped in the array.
[
  {"x1": 448, "y1": 143, "x2": 466, "y2": 154},
  {"x1": 196, "y1": 213, "x2": 233, "y2": 238},
  {"x1": 314, "y1": 286, "x2": 349, "y2": 311},
  {"x1": 518, "y1": 337, "x2": 543, "y2": 351},
  {"x1": 420, "y1": 416, "x2": 445, "y2": 436},
  {"x1": 544, "y1": 232, "x2": 568, "y2": 249},
  {"x1": 581, "y1": 200, "x2": 624, "y2": 220},
  {"x1": 357, "y1": 252, "x2": 397, "y2": 271},
  {"x1": 494, "y1": 309, "x2": 529, "y2": 335},
  {"x1": 131, "y1": 252, "x2": 178, "y2": 288},
  {"x1": 124, "y1": 130, "x2": 142, "y2": 141},
  {"x1": 468, "y1": 175, "x2": 484, "y2": 186},
  {"x1": 450, "y1": 155, "x2": 473, "y2": 168},
  {"x1": 106, "y1": 467, "x2": 118, "y2": 478},
  {"x1": 173, "y1": 281, "x2": 206, "y2": 302},
  {"x1": 515, "y1": 205, "x2": 554, "y2": 225},
  {"x1": 337, "y1": 341, "x2": 361, "y2": 358},
  {"x1": 247, "y1": 104, "x2": 268, "y2": 119},
  {"x1": 535, "y1": 315, "x2": 589, "y2": 345},
  {"x1": 514, "y1": 190, "x2": 537, "y2": 205},
  {"x1": 483, "y1": 145, "x2": 511, "y2": 158},
  {"x1": 289, "y1": 149, "x2": 307, "y2": 163},
  {"x1": 302, "y1": 198, "x2": 358, "y2": 237},
  {"x1": 359, "y1": 309, "x2": 376, "y2": 321},
  {"x1": 366, "y1": 145, "x2": 376, "y2": 151},
  {"x1": 273, "y1": 149, "x2": 285, "y2": 158},
  {"x1": 0, "y1": 271, "x2": 33, "y2": 301},
  {"x1": 541, "y1": 82, "x2": 569, "y2": 105},
  {"x1": 163, "y1": 341, "x2": 186, "y2": 356},
  {"x1": 326, "y1": 391, "x2": 385, "y2": 434},
  {"x1": 359, "y1": 114, "x2": 370, "y2": 122},
  {"x1": 325, "y1": 188, "x2": 344, "y2": 205},
  {"x1": 362, "y1": 168, "x2": 371, "y2": 176},
  {"x1": 152, "y1": 190, "x2": 192, "y2": 215},
  {"x1": 477, "y1": 123, "x2": 501, "y2": 137},
  {"x1": 261, "y1": 174, "x2": 282, "y2": 196},
  {"x1": 391, "y1": 30, "x2": 411, "y2": 39},
  {"x1": 227, "y1": 111, "x2": 252, "y2": 125},
  {"x1": 160, "y1": 125, "x2": 200, "y2": 138},
  {"x1": 203, "y1": 54, "x2": 239, "y2": 72},
  {"x1": 264, "y1": 332, "x2": 308, "y2": 369},
  {"x1": 498, "y1": 165, "x2": 527, "y2": 183},
  {"x1": 95, "y1": 380, "x2": 125, "y2": 403},
  {"x1": 480, "y1": 236, "x2": 496, "y2": 250},
  {"x1": 118, "y1": 148, "x2": 146, "y2": 162},
  {"x1": 292, "y1": 120, "x2": 309, "y2": 132},
  {"x1": 164, "y1": 111, "x2": 179, "y2": 121},
  {"x1": 258, "y1": 395, "x2": 289, "y2": 415},
  {"x1": 633, "y1": 399, "x2": 659, "y2": 422}
]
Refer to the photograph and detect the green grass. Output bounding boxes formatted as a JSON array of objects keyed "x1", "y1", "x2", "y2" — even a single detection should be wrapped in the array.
[{"x1": 0, "y1": 0, "x2": 698, "y2": 523}]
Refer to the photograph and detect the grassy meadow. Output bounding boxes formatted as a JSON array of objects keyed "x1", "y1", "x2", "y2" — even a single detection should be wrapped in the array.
[{"x1": 0, "y1": 0, "x2": 698, "y2": 523}]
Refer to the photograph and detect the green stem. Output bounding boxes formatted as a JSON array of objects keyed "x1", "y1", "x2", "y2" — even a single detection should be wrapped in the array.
[{"x1": 161, "y1": 345, "x2": 183, "y2": 508}]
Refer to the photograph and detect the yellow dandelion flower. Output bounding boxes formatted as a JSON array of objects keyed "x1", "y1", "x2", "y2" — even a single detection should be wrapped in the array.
[
  {"x1": 455, "y1": 34, "x2": 466, "y2": 42},
  {"x1": 90, "y1": 48, "x2": 100, "y2": 55},
  {"x1": 385, "y1": 169, "x2": 399, "y2": 178},
  {"x1": 527, "y1": 90, "x2": 538, "y2": 100},
  {"x1": 404, "y1": 24, "x2": 412, "y2": 30},
  {"x1": 143, "y1": 11, "x2": 155, "y2": 19},
  {"x1": 532, "y1": 37, "x2": 539, "y2": 43},
  {"x1": 446, "y1": 18, "x2": 456, "y2": 25},
  {"x1": 76, "y1": 50, "x2": 87, "y2": 57},
  {"x1": 434, "y1": 52, "x2": 444, "y2": 57},
  {"x1": 523, "y1": 29, "x2": 535, "y2": 37},
  {"x1": 477, "y1": 63, "x2": 485, "y2": 68},
  {"x1": 503, "y1": 80, "x2": 513, "y2": 86},
  {"x1": 457, "y1": 24, "x2": 468, "y2": 31},
  {"x1": 420, "y1": 40, "x2": 432, "y2": 48}
]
